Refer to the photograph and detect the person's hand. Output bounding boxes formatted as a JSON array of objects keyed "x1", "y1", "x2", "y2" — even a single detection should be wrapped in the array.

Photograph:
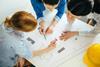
[
  {"x1": 45, "y1": 18, "x2": 57, "y2": 35},
  {"x1": 38, "y1": 20, "x2": 45, "y2": 34},
  {"x1": 60, "y1": 31, "x2": 78, "y2": 41},
  {"x1": 14, "y1": 57, "x2": 25, "y2": 67},
  {"x1": 48, "y1": 39, "x2": 57, "y2": 49},
  {"x1": 45, "y1": 26, "x2": 53, "y2": 35},
  {"x1": 32, "y1": 39, "x2": 57, "y2": 57}
]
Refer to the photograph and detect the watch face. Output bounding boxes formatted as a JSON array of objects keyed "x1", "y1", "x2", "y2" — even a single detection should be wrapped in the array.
[
  {"x1": 91, "y1": 19, "x2": 97, "y2": 26},
  {"x1": 87, "y1": 19, "x2": 97, "y2": 26}
]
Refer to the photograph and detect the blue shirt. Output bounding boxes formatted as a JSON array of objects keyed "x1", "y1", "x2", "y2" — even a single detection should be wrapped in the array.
[{"x1": 31, "y1": 0, "x2": 66, "y2": 22}]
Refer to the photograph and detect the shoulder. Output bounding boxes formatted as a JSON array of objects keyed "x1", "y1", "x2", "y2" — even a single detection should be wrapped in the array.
[
  {"x1": 31, "y1": 0, "x2": 42, "y2": 4},
  {"x1": 58, "y1": 0, "x2": 66, "y2": 6},
  {"x1": 60, "y1": 0, "x2": 66, "y2": 3}
]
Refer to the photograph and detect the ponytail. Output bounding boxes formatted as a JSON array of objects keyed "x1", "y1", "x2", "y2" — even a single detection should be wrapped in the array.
[{"x1": 4, "y1": 18, "x2": 12, "y2": 27}]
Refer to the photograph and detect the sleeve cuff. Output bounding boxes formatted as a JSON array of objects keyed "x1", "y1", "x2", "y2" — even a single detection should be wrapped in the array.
[
  {"x1": 79, "y1": 31, "x2": 90, "y2": 36},
  {"x1": 55, "y1": 16, "x2": 61, "y2": 22},
  {"x1": 37, "y1": 17, "x2": 43, "y2": 23}
]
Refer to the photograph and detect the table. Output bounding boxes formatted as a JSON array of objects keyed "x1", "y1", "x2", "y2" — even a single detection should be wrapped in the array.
[
  {"x1": 23, "y1": 13, "x2": 95, "y2": 67},
  {"x1": 59, "y1": 33, "x2": 100, "y2": 67}
]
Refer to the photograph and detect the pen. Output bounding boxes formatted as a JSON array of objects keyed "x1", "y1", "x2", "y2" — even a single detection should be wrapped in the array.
[
  {"x1": 43, "y1": 33, "x2": 47, "y2": 40},
  {"x1": 38, "y1": 27, "x2": 47, "y2": 40}
]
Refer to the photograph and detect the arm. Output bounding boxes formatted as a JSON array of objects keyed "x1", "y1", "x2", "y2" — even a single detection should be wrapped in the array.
[
  {"x1": 55, "y1": 0, "x2": 66, "y2": 22},
  {"x1": 45, "y1": 0, "x2": 66, "y2": 34},
  {"x1": 60, "y1": 31, "x2": 79, "y2": 41},
  {"x1": 59, "y1": 30, "x2": 95, "y2": 41},
  {"x1": 31, "y1": 0, "x2": 46, "y2": 34},
  {"x1": 32, "y1": 46, "x2": 54, "y2": 56},
  {"x1": 31, "y1": 0, "x2": 45, "y2": 20},
  {"x1": 32, "y1": 39, "x2": 57, "y2": 56}
]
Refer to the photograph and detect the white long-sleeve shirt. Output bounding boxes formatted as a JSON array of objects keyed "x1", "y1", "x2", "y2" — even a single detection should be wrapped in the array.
[{"x1": 0, "y1": 23, "x2": 34, "y2": 67}]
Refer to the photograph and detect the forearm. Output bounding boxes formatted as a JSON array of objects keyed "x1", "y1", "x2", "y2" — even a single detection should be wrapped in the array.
[
  {"x1": 32, "y1": 47, "x2": 53, "y2": 56},
  {"x1": 78, "y1": 31, "x2": 94, "y2": 37},
  {"x1": 67, "y1": 31, "x2": 79, "y2": 38},
  {"x1": 49, "y1": 18, "x2": 58, "y2": 28}
]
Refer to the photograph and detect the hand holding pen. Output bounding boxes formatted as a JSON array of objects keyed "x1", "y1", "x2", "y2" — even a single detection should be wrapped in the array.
[
  {"x1": 38, "y1": 20, "x2": 45, "y2": 34},
  {"x1": 38, "y1": 26, "x2": 47, "y2": 40},
  {"x1": 48, "y1": 39, "x2": 57, "y2": 49}
]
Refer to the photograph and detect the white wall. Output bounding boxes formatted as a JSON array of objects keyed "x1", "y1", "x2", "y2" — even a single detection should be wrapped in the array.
[{"x1": 0, "y1": 0, "x2": 36, "y2": 23}]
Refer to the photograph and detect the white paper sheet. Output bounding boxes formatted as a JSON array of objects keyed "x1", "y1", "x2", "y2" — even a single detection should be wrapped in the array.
[{"x1": 25, "y1": 12, "x2": 95, "y2": 67}]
